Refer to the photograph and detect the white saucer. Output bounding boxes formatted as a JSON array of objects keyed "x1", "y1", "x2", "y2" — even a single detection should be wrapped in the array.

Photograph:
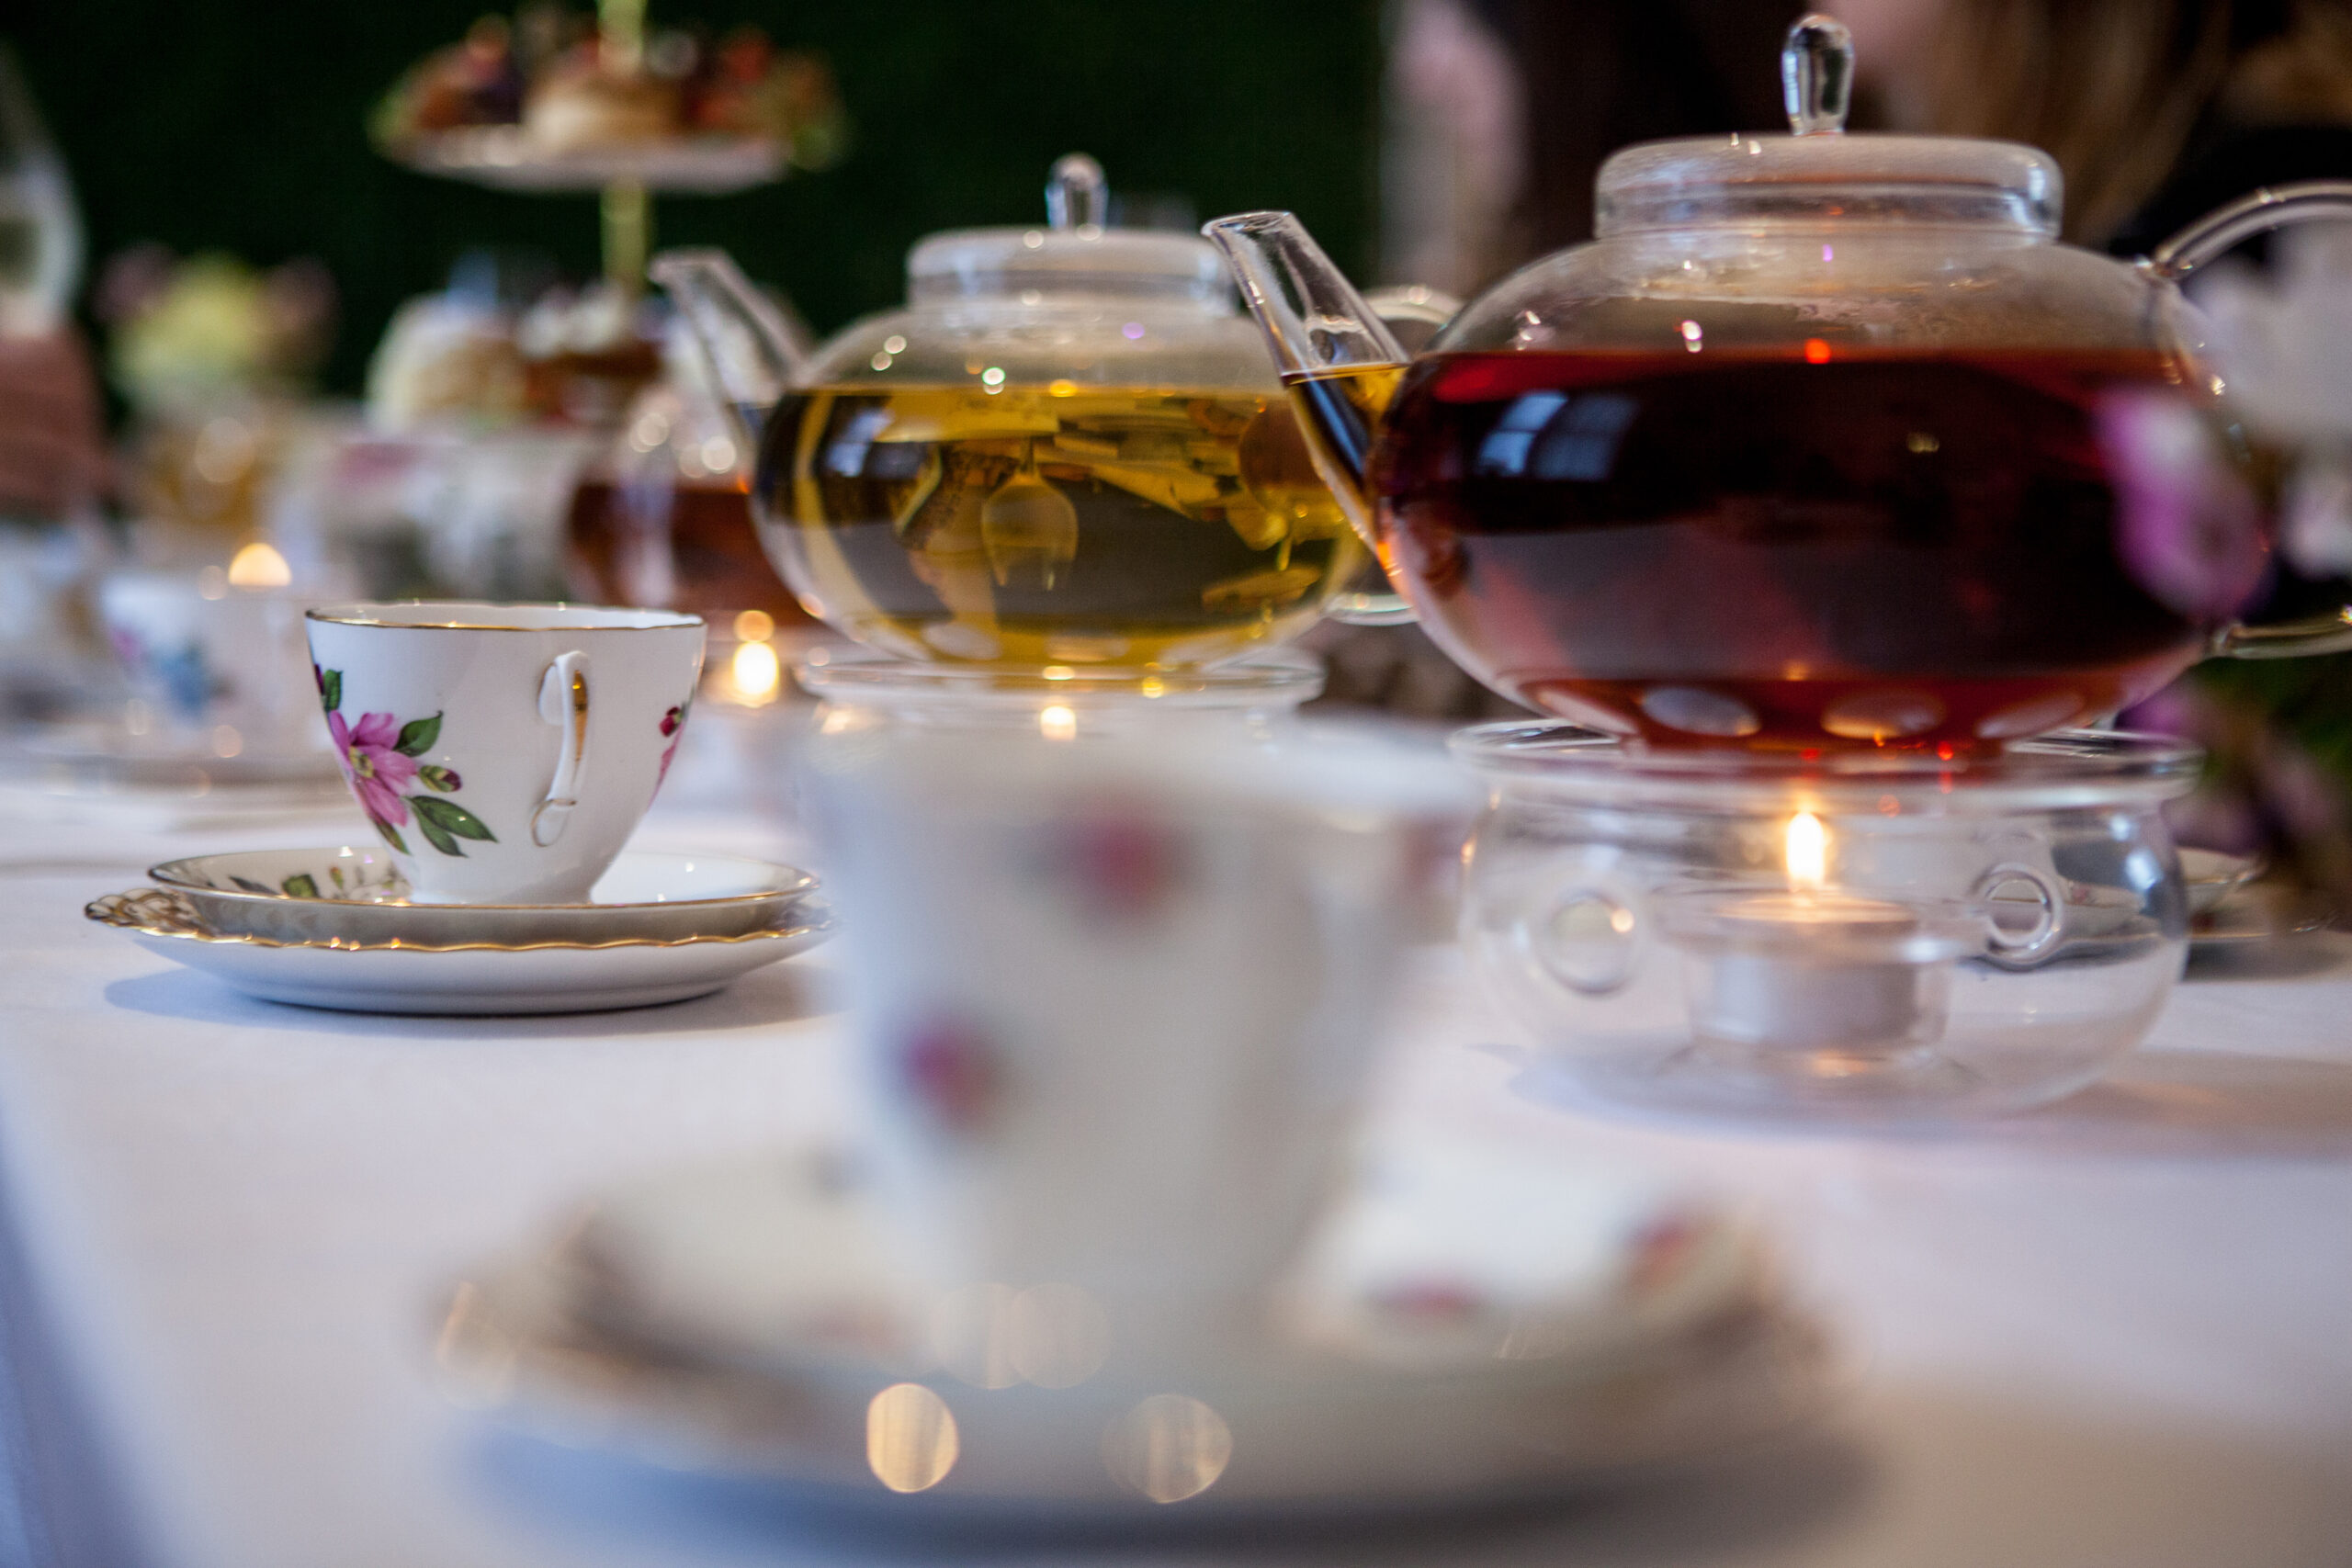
[
  {"x1": 438, "y1": 1140, "x2": 1836, "y2": 1517},
  {"x1": 2181, "y1": 848, "x2": 2263, "y2": 918},
  {"x1": 142, "y1": 846, "x2": 821, "y2": 947},
  {"x1": 85, "y1": 850, "x2": 833, "y2": 1014},
  {"x1": 2190, "y1": 882, "x2": 2334, "y2": 950}
]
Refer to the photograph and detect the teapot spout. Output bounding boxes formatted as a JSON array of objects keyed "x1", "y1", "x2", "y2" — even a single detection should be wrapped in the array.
[
  {"x1": 1203, "y1": 210, "x2": 1408, "y2": 379},
  {"x1": 649, "y1": 249, "x2": 813, "y2": 453},
  {"x1": 1204, "y1": 210, "x2": 1410, "y2": 533}
]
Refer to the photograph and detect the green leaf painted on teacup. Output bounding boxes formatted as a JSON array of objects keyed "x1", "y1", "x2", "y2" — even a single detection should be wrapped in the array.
[
  {"x1": 370, "y1": 816, "x2": 408, "y2": 855},
  {"x1": 413, "y1": 795, "x2": 494, "y2": 840},
  {"x1": 280, "y1": 874, "x2": 321, "y2": 898},
  {"x1": 393, "y1": 712, "x2": 442, "y2": 757},
  {"x1": 230, "y1": 875, "x2": 274, "y2": 894},
  {"x1": 417, "y1": 763, "x2": 461, "y2": 792},
  {"x1": 412, "y1": 795, "x2": 495, "y2": 859},
  {"x1": 319, "y1": 667, "x2": 342, "y2": 715}
]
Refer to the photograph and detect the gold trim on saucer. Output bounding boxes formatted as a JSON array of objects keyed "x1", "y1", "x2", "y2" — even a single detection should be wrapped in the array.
[{"x1": 84, "y1": 887, "x2": 834, "y2": 954}]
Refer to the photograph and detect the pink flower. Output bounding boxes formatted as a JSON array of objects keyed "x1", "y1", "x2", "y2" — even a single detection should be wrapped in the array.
[
  {"x1": 328, "y1": 709, "x2": 419, "y2": 829},
  {"x1": 899, "y1": 1018, "x2": 1001, "y2": 1135},
  {"x1": 653, "y1": 702, "x2": 686, "y2": 795}
]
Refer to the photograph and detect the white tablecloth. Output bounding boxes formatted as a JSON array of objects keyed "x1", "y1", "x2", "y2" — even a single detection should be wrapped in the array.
[{"x1": 2, "y1": 719, "x2": 2349, "y2": 1567}]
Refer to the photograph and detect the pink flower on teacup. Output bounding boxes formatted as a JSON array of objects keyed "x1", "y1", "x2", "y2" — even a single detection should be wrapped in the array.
[
  {"x1": 315, "y1": 666, "x2": 495, "y2": 858},
  {"x1": 1030, "y1": 807, "x2": 1190, "y2": 925},
  {"x1": 1622, "y1": 1211, "x2": 1703, "y2": 1299},
  {"x1": 329, "y1": 709, "x2": 421, "y2": 829},
  {"x1": 898, "y1": 1016, "x2": 1002, "y2": 1136},
  {"x1": 1367, "y1": 1278, "x2": 1487, "y2": 1325},
  {"x1": 654, "y1": 695, "x2": 691, "y2": 794}
]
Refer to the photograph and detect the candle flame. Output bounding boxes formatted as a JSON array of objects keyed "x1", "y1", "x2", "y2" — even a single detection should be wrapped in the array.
[
  {"x1": 226, "y1": 541, "x2": 291, "y2": 589},
  {"x1": 729, "y1": 637, "x2": 782, "y2": 705},
  {"x1": 1785, "y1": 811, "x2": 1827, "y2": 888}
]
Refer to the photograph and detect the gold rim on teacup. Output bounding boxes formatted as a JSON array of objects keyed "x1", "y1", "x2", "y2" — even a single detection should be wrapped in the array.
[{"x1": 304, "y1": 602, "x2": 706, "y2": 632}]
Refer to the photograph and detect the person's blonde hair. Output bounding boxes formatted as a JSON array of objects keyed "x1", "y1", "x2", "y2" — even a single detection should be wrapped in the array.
[{"x1": 1925, "y1": 0, "x2": 2352, "y2": 246}]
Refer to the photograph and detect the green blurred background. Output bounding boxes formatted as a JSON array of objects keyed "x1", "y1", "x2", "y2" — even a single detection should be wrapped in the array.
[{"x1": 8, "y1": 0, "x2": 1384, "y2": 396}]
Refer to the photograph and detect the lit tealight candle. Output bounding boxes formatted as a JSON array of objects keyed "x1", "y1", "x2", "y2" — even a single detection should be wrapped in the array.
[
  {"x1": 729, "y1": 637, "x2": 783, "y2": 705},
  {"x1": 1673, "y1": 812, "x2": 1951, "y2": 1056}
]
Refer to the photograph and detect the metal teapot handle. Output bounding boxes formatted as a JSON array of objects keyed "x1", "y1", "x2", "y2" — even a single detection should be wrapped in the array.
[
  {"x1": 2146, "y1": 181, "x2": 2352, "y2": 659},
  {"x1": 1321, "y1": 286, "x2": 1464, "y2": 627}
]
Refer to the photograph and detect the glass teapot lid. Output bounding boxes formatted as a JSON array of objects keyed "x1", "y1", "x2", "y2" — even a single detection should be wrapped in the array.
[
  {"x1": 909, "y1": 153, "x2": 1230, "y2": 305},
  {"x1": 1596, "y1": 15, "x2": 2062, "y2": 237}
]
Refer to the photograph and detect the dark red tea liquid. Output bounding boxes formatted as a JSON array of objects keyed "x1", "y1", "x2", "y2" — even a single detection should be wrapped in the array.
[
  {"x1": 1348, "y1": 346, "x2": 2260, "y2": 750},
  {"x1": 567, "y1": 477, "x2": 811, "y2": 625}
]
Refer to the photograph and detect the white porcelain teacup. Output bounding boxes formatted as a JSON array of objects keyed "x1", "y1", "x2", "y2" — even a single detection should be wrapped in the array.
[
  {"x1": 304, "y1": 603, "x2": 704, "y2": 905},
  {"x1": 800, "y1": 725, "x2": 1470, "y2": 1360}
]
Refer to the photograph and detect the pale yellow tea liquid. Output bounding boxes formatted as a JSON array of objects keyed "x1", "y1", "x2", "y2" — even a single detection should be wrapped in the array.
[{"x1": 751, "y1": 385, "x2": 1365, "y2": 668}]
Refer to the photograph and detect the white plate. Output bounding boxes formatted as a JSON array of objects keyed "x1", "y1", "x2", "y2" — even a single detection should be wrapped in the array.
[
  {"x1": 438, "y1": 1140, "x2": 1836, "y2": 1517},
  {"x1": 386, "y1": 128, "x2": 785, "y2": 193}
]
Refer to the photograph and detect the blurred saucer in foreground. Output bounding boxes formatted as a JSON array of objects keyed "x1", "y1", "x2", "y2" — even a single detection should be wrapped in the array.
[{"x1": 437, "y1": 1139, "x2": 1837, "y2": 1519}]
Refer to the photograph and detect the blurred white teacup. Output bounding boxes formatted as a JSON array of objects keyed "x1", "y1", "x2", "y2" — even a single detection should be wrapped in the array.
[
  {"x1": 801, "y1": 724, "x2": 1471, "y2": 1360},
  {"x1": 304, "y1": 603, "x2": 704, "y2": 905},
  {"x1": 97, "y1": 565, "x2": 323, "y2": 756}
]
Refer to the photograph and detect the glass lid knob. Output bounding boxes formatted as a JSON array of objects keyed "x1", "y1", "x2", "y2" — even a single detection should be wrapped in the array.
[
  {"x1": 1781, "y1": 13, "x2": 1853, "y2": 136},
  {"x1": 1046, "y1": 152, "x2": 1108, "y2": 230}
]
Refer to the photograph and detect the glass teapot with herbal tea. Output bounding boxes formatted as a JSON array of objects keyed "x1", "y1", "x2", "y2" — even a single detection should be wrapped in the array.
[
  {"x1": 1207, "y1": 16, "x2": 2352, "y2": 750},
  {"x1": 654, "y1": 156, "x2": 1373, "y2": 672}
]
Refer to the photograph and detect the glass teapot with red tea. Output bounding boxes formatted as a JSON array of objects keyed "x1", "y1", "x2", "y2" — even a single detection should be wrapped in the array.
[
  {"x1": 652, "y1": 156, "x2": 1374, "y2": 673},
  {"x1": 1207, "y1": 16, "x2": 2352, "y2": 750}
]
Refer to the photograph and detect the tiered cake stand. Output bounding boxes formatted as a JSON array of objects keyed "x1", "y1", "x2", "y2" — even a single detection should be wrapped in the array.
[{"x1": 377, "y1": 0, "x2": 787, "y2": 290}]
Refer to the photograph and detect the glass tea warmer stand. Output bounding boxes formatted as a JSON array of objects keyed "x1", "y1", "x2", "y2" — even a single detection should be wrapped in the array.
[
  {"x1": 657, "y1": 154, "x2": 1417, "y2": 739},
  {"x1": 792, "y1": 645, "x2": 1325, "y2": 753},
  {"x1": 1196, "y1": 16, "x2": 2352, "y2": 1119},
  {"x1": 1454, "y1": 724, "x2": 2199, "y2": 1122}
]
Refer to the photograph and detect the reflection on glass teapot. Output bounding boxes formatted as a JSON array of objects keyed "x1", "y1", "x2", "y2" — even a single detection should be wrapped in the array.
[
  {"x1": 653, "y1": 156, "x2": 1374, "y2": 672},
  {"x1": 1207, "y1": 16, "x2": 2352, "y2": 751}
]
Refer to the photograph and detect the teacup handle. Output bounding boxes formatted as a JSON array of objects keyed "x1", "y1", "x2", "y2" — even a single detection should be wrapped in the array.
[
  {"x1": 2148, "y1": 181, "x2": 2352, "y2": 660},
  {"x1": 1320, "y1": 286, "x2": 1463, "y2": 628},
  {"x1": 533, "y1": 651, "x2": 590, "y2": 847}
]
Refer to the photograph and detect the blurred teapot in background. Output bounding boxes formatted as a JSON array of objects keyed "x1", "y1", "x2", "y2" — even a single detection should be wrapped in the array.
[
  {"x1": 1207, "y1": 16, "x2": 2352, "y2": 751},
  {"x1": 657, "y1": 155, "x2": 1390, "y2": 674}
]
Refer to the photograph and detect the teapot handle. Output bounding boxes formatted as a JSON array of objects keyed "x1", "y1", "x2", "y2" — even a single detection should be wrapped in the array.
[
  {"x1": 1321, "y1": 286, "x2": 1464, "y2": 628},
  {"x1": 2146, "y1": 182, "x2": 2352, "y2": 659},
  {"x1": 2146, "y1": 180, "x2": 2352, "y2": 281}
]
